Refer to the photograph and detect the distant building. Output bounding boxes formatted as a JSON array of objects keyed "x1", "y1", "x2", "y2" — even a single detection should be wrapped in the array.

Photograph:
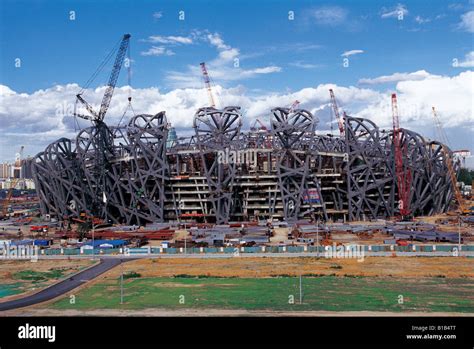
[
  {"x1": 0, "y1": 162, "x2": 12, "y2": 179},
  {"x1": 21, "y1": 157, "x2": 34, "y2": 179}
]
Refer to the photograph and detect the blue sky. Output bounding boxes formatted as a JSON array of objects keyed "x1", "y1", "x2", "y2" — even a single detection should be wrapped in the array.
[
  {"x1": 0, "y1": 0, "x2": 473, "y2": 164},
  {"x1": 1, "y1": 0, "x2": 472, "y2": 92}
]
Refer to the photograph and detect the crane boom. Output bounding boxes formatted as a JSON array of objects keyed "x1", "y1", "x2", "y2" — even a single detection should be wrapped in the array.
[
  {"x1": 74, "y1": 34, "x2": 131, "y2": 123},
  {"x1": 391, "y1": 93, "x2": 412, "y2": 218},
  {"x1": 289, "y1": 100, "x2": 300, "y2": 112},
  {"x1": 432, "y1": 107, "x2": 467, "y2": 214},
  {"x1": 98, "y1": 34, "x2": 131, "y2": 120},
  {"x1": 200, "y1": 62, "x2": 216, "y2": 108},
  {"x1": 329, "y1": 89, "x2": 345, "y2": 136},
  {"x1": 75, "y1": 94, "x2": 99, "y2": 119}
]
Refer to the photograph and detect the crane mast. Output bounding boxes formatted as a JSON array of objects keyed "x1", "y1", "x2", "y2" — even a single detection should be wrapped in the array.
[
  {"x1": 432, "y1": 107, "x2": 467, "y2": 214},
  {"x1": 391, "y1": 93, "x2": 412, "y2": 218},
  {"x1": 75, "y1": 34, "x2": 131, "y2": 123},
  {"x1": 200, "y1": 62, "x2": 216, "y2": 108},
  {"x1": 329, "y1": 89, "x2": 345, "y2": 136}
]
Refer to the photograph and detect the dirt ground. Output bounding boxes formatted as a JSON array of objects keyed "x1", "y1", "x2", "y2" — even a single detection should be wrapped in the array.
[
  {"x1": 0, "y1": 259, "x2": 94, "y2": 302},
  {"x1": 3, "y1": 308, "x2": 472, "y2": 317},
  {"x1": 102, "y1": 256, "x2": 474, "y2": 279},
  {"x1": 0, "y1": 259, "x2": 93, "y2": 283}
]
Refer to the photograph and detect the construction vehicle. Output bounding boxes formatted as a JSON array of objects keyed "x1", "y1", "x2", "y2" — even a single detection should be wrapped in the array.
[
  {"x1": 391, "y1": 94, "x2": 412, "y2": 220},
  {"x1": 432, "y1": 107, "x2": 470, "y2": 215}
]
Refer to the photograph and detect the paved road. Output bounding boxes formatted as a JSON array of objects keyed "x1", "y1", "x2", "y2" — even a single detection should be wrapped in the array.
[{"x1": 0, "y1": 258, "x2": 126, "y2": 311}]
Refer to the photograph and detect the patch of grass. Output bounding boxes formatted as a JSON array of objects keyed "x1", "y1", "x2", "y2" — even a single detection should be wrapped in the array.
[
  {"x1": 173, "y1": 274, "x2": 235, "y2": 279},
  {"x1": 49, "y1": 275, "x2": 474, "y2": 313},
  {"x1": 13, "y1": 269, "x2": 65, "y2": 282},
  {"x1": 0, "y1": 283, "x2": 24, "y2": 298},
  {"x1": 123, "y1": 272, "x2": 141, "y2": 279}
]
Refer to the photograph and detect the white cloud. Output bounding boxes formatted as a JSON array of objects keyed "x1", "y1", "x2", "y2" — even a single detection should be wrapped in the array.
[
  {"x1": 341, "y1": 49, "x2": 364, "y2": 57},
  {"x1": 0, "y1": 71, "x2": 472, "y2": 161},
  {"x1": 358, "y1": 70, "x2": 435, "y2": 85},
  {"x1": 165, "y1": 32, "x2": 282, "y2": 88},
  {"x1": 207, "y1": 33, "x2": 230, "y2": 50},
  {"x1": 457, "y1": 10, "x2": 474, "y2": 32},
  {"x1": 414, "y1": 15, "x2": 431, "y2": 24},
  {"x1": 381, "y1": 3, "x2": 408, "y2": 19},
  {"x1": 140, "y1": 46, "x2": 175, "y2": 56},
  {"x1": 289, "y1": 61, "x2": 323, "y2": 69},
  {"x1": 152, "y1": 12, "x2": 163, "y2": 20},
  {"x1": 454, "y1": 51, "x2": 474, "y2": 68},
  {"x1": 309, "y1": 6, "x2": 348, "y2": 25},
  {"x1": 146, "y1": 35, "x2": 193, "y2": 45}
]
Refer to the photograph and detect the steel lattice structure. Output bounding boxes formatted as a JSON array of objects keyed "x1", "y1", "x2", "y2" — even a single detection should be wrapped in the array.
[{"x1": 32, "y1": 107, "x2": 458, "y2": 225}]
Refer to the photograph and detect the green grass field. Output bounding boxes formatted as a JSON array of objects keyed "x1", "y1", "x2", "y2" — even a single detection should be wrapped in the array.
[{"x1": 50, "y1": 275, "x2": 474, "y2": 313}]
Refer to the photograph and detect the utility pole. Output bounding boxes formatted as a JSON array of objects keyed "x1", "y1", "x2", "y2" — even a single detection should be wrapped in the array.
[
  {"x1": 316, "y1": 217, "x2": 320, "y2": 258},
  {"x1": 92, "y1": 223, "x2": 95, "y2": 261},
  {"x1": 120, "y1": 259, "x2": 124, "y2": 304},
  {"x1": 299, "y1": 274, "x2": 303, "y2": 304},
  {"x1": 458, "y1": 217, "x2": 461, "y2": 257}
]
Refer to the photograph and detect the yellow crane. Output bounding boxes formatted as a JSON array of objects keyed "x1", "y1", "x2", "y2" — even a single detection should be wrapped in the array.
[{"x1": 431, "y1": 107, "x2": 469, "y2": 214}]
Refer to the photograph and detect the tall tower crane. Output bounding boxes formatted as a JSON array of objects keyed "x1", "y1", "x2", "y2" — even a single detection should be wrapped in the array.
[
  {"x1": 329, "y1": 89, "x2": 345, "y2": 136},
  {"x1": 200, "y1": 62, "x2": 216, "y2": 108},
  {"x1": 75, "y1": 34, "x2": 131, "y2": 123},
  {"x1": 391, "y1": 93, "x2": 412, "y2": 219},
  {"x1": 432, "y1": 107, "x2": 468, "y2": 214},
  {"x1": 73, "y1": 34, "x2": 131, "y2": 218}
]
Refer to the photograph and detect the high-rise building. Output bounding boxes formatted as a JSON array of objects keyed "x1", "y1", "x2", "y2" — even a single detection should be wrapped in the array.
[
  {"x1": 0, "y1": 162, "x2": 13, "y2": 179},
  {"x1": 21, "y1": 157, "x2": 34, "y2": 179}
]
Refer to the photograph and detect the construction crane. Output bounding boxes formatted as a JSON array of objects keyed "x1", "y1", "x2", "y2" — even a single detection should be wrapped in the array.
[
  {"x1": 329, "y1": 89, "x2": 345, "y2": 136},
  {"x1": 289, "y1": 100, "x2": 300, "y2": 113},
  {"x1": 73, "y1": 34, "x2": 131, "y2": 218},
  {"x1": 251, "y1": 119, "x2": 268, "y2": 131},
  {"x1": 1, "y1": 146, "x2": 24, "y2": 218},
  {"x1": 391, "y1": 93, "x2": 412, "y2": 219},
  {"x1": 431, "y1": 107, "x2": 469, "y2": 215},
  {"x1": 75, "y1": 34, "x2": 131, "y2": 123},
  {"x1": 200, "y1": 62, "x2": 216, "y2": 108}
]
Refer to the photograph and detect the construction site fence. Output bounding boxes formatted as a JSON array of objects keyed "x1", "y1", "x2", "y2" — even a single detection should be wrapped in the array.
[{"x1": 35, "y1": 244, "x2": 474, "y2": 256}]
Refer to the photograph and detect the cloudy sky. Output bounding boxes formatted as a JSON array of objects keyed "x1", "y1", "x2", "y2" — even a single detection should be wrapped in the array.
[{"x1": 0, "y1": 0, "x2": 473, "y2": 167}]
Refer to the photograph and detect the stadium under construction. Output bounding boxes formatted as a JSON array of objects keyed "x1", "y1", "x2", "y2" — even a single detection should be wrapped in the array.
[
  {"x1": 31, "y1": 106, "x2": 458, "y2": 225},
  {"x1": 30, "y1": 34, "x2": 459, "y2": 226}
]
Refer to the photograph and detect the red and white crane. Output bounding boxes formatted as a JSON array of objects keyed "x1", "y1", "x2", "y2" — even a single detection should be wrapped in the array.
[
  {"x1": 200, "y1": 62, "x2": 216, "y2": 108},
  {"x1": 289, "y1": 100, "x2": 300, "y2": 113},
  {"x1": 391, "y1": 93, "x2": 412, "y2": 219}
]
